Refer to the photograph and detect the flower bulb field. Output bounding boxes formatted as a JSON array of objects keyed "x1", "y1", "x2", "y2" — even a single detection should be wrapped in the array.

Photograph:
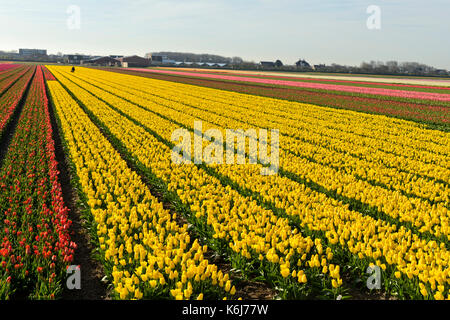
[{"x1": 0, "y1": 63, "x2": 448, "y2": 300}]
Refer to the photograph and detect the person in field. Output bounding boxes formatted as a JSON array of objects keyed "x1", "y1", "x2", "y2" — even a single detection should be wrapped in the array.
[{"x1": 71, "y1": 66, "x2": 75, "y2": 72}]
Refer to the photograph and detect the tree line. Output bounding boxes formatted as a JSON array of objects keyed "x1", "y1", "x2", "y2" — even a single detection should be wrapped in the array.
[{"x1": 230, "y1": 60, "x2": 449, "y2": 77}]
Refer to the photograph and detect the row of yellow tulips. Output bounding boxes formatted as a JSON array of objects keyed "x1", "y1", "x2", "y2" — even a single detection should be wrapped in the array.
[{"x1": 47, "y1": 80, "x2": 234, "y2": 300}]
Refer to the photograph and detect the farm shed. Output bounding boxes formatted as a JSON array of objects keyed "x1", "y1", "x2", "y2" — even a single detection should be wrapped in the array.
[
  {"x1": 81, "y1": 56, "x2": 120, "y2": 66},
  {"x1": 117, "y1": 55, "x2": 151, "y2": 68}
]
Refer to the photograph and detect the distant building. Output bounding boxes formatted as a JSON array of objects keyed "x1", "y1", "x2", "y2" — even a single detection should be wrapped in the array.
[
  {"x1": 260, "y1": 61, "x2": 275, "y2": 68},
  {"x1": 19, "y1": 48, "x2": 47, "y2": 56},
  {"x1": 148, "y1": 53, "x2": 229, "y2": 66},
  {"x1": 313, "y1": 64, "x2": 326, "y2": 70},
  {"x1": 149, "y1": 54, "x2": 175, "y2": 65},
  {"x1": 109, "y1": 55, "x2": 124, "y2": 59},
  {"x1": 153, "y1": 55, "x2": 167, "y2": 63},
  {"x1": 81, "y1": 56, "x2": 120, "y2": 67},
  {"x1": 151, "y1": 55, "x2": 163, "y2": 64},
  {"x1": 64, "y1": 54, "x2": 91, "y2": 64},
  {"x1": 436, "y1": 69, "x2": 448, "y2": 75},
  {"x1": 117, "y1": 55, "x2": 151, "y2": 68}
]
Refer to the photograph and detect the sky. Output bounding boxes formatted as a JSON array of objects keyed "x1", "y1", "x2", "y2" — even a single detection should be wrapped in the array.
[{"x1": 1, "y1": 0, "x2": 449, "y2": 69}]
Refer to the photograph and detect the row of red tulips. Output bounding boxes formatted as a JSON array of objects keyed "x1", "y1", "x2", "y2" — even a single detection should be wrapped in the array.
[
  {"x1": 0, "y1": 66, "x2": 35, "y2": 139},
  {"x1": 42, "y1": 66, "x2": 56, "y2": 81},
  {"x1": 0, "y1": 66, "x2": 75, "y2": 299}
]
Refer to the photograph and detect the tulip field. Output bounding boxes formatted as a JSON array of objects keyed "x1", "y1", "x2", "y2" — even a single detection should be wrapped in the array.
[
  {"x1": 0, "y1": 63, "x2": 449, "y2": 300},
  {"x1": 111, "y1": 67, "x2": 450, "y2": 125}
]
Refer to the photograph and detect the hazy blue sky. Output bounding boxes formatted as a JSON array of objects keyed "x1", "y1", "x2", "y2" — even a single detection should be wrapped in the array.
[{"x1": 1, "y1": 0, "x2": 449, "y2": 69}]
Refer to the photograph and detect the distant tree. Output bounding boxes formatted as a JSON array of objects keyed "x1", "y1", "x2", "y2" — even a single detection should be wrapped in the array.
[
  {"x1": 329, "y1": 60, "x2": 446, "y2": 76},
  {"x1": 231, "y1": 56, "x2": 244, "y2": 64},
  {"x1": 385, "y1": 61, "x2": 398, "y2": 69},
  {"x1": 360, "y1": 62, "x2": 372, "y2": 72},
  {"x1": 295, "y1": 59, "x2": 311, "y2": 69}
]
